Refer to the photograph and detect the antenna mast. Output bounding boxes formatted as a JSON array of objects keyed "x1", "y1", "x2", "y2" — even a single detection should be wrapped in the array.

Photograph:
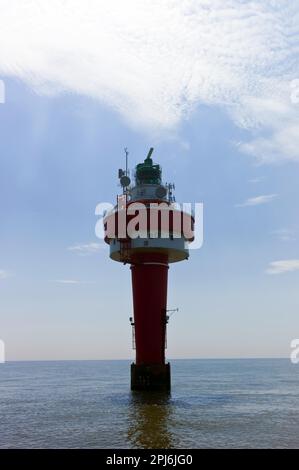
[{"x1": 124, "y1": 147, "x2": 129, "y2": 177}]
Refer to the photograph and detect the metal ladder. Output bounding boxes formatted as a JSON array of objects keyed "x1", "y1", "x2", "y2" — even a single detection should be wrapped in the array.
[{"x1": 119, "y1": 239, "x2": 131, "y2": 263}]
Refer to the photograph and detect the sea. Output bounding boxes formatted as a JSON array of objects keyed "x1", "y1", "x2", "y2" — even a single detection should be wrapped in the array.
[{"x1": 0, "y1": 359, "x2": 299, "y2": 449}]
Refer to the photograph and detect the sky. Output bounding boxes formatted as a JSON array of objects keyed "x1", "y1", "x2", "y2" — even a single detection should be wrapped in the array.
[{"x1": 0, "y1": 0, "x2": 299, "y2": 360}]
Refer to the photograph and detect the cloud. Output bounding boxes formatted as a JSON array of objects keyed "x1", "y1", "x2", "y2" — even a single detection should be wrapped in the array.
[
  {"x1": 0, "y1": 270, "x2": 10, "y2": 280},
  {"x1": 236, "y1": 194, "x2": 277, "y2": 207},
  {"x1": 266, "y1": 259, "x2": 299, "y2": 275},
  {"x1": 53, "y1": 279, "x2": 95, "y2": 284},
  {"x1": 271, "y1": 228, "x2": 296, "y2": 242},
  {"x1": 249, "y1": 177, "x2": 264, "y2": 184},
  {"x1": 0, "y1": 1, "x2": 298, "y2": 162},
  {"x1": 54, "y1": 279, "x2": 81, "y2": 284},
  {"x1": 68, "y1": 242, "x2": 106, "y2": 255}
]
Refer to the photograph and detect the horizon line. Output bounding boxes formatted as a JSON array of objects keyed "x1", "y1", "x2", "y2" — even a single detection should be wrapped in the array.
[{"x1": 2, "y1": 356, "x2": 289, "y2": 363}]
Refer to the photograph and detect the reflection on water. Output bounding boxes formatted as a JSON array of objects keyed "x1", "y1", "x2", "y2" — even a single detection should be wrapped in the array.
[{"x1": 127, "y1": 391, "x2": 175, "y2": 448}]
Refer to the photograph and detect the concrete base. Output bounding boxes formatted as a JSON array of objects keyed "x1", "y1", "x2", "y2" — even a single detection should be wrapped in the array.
[{"x1": 131, "y1": 363, "x2": 171, "y2": 391}]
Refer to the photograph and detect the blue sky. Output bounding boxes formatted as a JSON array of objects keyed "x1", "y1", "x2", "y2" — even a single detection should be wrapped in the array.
[{"x1": 0, "y1": 1, "x2": 298, "y2": 360}]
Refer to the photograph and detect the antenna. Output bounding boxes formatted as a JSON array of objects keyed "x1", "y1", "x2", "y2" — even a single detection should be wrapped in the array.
[
  {"x1": 166, "y1": 183, "x2": 176, "y2": 203},
  {"x1": 119, "y1": 147, "x2": 131, "y2": 193},
  {"x1": 146, "y1": 147, "x2": 154, "y2": 160},
  {"x1": 124, "y1": 147, "x2": 129, "y2": 176}
]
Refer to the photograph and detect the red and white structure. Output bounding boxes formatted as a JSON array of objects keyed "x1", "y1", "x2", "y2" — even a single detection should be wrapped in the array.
[{"x1": 104, "y1": 148, "x2": 194, "y2": 390}]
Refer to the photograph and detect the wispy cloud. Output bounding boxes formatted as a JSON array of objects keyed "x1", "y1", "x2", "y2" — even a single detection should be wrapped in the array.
[
  {"x1": 53, "y1": 279, "x2": 95, "y2": 284},
  {"x1": 0, "y1": 270, "x2": 10, "y2": 280},
  {"x1": 68, "y1": 242, "x2": 105, "y2": 255},
  {"x1": 0, "y1": 1, "x2": 298, "y2": 162},
  {"x1": 271, "y1": 229, "x2": 296, "y2": 242},
  {"x1": 249, "y1": 177, "x2": 264, "y2": 184},
  {"x1": 236, "y1": 194, "x2": 277, "y2": 208},
  {"x1": 54, "y1": 279, "x2": 81, "y2": 285},
  {"x1": 266, "y1": 259, "x2": 299, "y2": 275}
]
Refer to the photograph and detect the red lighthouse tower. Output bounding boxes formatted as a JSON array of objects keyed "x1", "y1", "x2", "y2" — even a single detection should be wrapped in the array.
[{"x1": 104, "y1": 148, "x2": 194, "y2": 391}]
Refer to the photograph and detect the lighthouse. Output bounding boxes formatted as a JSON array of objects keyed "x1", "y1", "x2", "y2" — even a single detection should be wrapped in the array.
[{"x1": 103, "y1": 148, "x2": 194, "y2": 391}]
